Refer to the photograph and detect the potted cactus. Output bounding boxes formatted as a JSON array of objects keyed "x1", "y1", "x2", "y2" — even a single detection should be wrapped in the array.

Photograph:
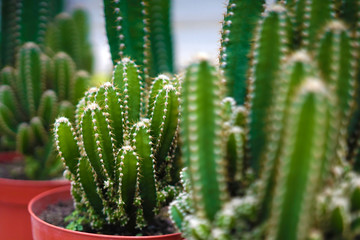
[
  {"x1": 0, "y1": 2, "x2": 93, "y2": 239},
  {"x1": 169, "y1": 0, "x2": 360, "y2": 239},
  {"x1": 29, "y1": 58, "x2": 182, "y2": 239}
]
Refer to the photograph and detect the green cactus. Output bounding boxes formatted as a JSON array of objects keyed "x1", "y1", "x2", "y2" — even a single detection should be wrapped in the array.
[
  {"x1": 44, "y1": 9, "x2": 93, "y2": 72},
  {"x1": 247, "y1": 4, "x2": 292, "y2": 173},
  {"x1": 0, "y1": 43, "x2": 90, "y2": 179},
  {"x1": 54, "y1": 58, "x2": 180, "y2": 233},
  {"x1": 103, "y1": 0, "x2": 174, "y2": 79},
  {"x1": 170, "y1": 1, "x2": 360, "y2": 240},
  {"x1": 0, "y1": 0, "x2": 64, "y2": 67},
  {"x1": 219, "y1": 0, "x2": 264, "y2": 105}
]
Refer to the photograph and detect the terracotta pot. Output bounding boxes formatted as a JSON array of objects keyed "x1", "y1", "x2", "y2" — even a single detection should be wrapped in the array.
[
  {"x1": 0, "y1": 152, "x2": 69, "y2": 240},
  {"x1": 29, "y1": 186, "x2": 183, "y2": 240}
]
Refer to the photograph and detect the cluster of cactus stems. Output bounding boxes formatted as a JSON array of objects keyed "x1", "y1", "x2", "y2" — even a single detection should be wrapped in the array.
[
  {"x1": 44, "y1": 9, "x2": 93, "y2": 72},
  {"x1": 103, "y1": 0, "x2": 174, "y2": 80},
  {"x1": 54, "y1": 58, "x2": 180, "y2": 233},
  {"x1": 0, "y1": 42, "x2": 89, "y2": 179},
  {"x1": 0, "y1": 0, "x2": 64, "y2": 68},
  {"x1": 169, "y1": 0, "x2": 360, "y2": 239}
]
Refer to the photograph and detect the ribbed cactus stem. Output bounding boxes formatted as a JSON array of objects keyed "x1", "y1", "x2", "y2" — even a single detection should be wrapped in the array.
[
  {"x1": 17, "y1": 42, "x2": 44, "y2": 118},
  {"x1": 219, "y1": 0, "x2": 265, "y2": 104},
  {"x1": 317, "y1": 20, "x2": 355, "y2": 131},
  {"x1": 247, "y1": 4, "x2": 292, "y2": 173},
  {"x1": 103, "y1": 0, "x2": 149, "y2": 78},
  {"x1": 302, "y1": 0, "x2": 335, "y2": 49},
  {"x1": 181, "y1": 59, "x2": 228, "y2": 221},
  {"x1": 258, "y1": 50, "x2": 316, "y2": 220},
  {"x1": 113, "y1": 58, "x2": 142, "y2": 133},
  {"x1": 53, "y1": 52, "x2": 75, "y2": 101},
  {"x1": 144, "y1": 0, "x2": 174, "y2": 76},
  {"x1": 267, "y1": 78, "x2": 334, "y2": 240}
]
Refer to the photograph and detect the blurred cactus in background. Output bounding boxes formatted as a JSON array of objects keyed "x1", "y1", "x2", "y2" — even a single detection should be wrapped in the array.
[
  {"x1": 0, "y1": 43, "x2": 90, "y2": 179},
  {"x1": 103, "y1": 0, "x2": 174, "y2": 80},
  {"x1": 0, "y1": 0, "x2": 64, "y2": 68},
  {"x1": 54, "y1": 58, "x2": 180, "y2": 233},
  {"x1": 44, "y1": 9, "x2": 94, "y2": 72},
  {"x1": 170, "y1": 0, "x2": 360, "y2": 239}
]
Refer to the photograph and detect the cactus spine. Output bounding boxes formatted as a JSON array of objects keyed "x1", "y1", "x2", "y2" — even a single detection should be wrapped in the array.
[{"x1": 54, "y1": 58, "x2": 180, "y2": 232}]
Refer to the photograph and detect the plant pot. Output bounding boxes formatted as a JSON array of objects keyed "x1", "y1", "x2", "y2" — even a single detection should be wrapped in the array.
[
  {"x1": 29, "y1": 186, "x2": 183, "y2": 240},
  {"x1": 0, "y1": 152, "x2": 69, "y2": 240}
]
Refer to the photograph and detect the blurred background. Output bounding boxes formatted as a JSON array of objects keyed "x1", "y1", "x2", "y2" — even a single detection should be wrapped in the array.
[{"x1": 65, "y1": 0, "x2": 276, "y2": 74}]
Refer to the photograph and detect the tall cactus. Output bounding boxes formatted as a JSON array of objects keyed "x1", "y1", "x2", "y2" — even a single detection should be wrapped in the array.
[
  {"x1": 0, "y1": 43, "x2": 90, "y2": 179},
  {"x1": 103, "y1": 0, "x2": 174, "y2": 79},
  {"x1": 247, "y1": 4, "x2": 292, "y2": 173},
  {"x1": 219, "y1": 0, "x2": 264, "y2": 105},
  {"x1": 0, "y1": 0, "x2": 64, "y2": 67},
  {"x1": 44, "y1": 9, "x2": 93, "y2": 72},
  {"x1": 54, "y1": 58, "x2": 180, "y2": 233}
]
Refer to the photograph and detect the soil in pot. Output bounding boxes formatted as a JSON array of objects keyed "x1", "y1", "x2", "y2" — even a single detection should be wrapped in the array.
[
  {"x1": 0, "y1": 155, "x2": 27, "y2": 179},
  {"x1": 39, "y1": 199, "x2": 178, "y2": 236}
]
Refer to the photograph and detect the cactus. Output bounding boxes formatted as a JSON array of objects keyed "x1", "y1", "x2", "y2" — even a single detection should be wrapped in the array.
[
  {"x1": 103, "y1": 0, "x2": 174, "y2": 79},
  {"x1": 0, "y1": 0, "x2": 64, "y2": 67},
  {"x1": 219, "y1": 0, "x2": 264, "y2": 105},
  {"x1": 0, "y1": 43, "x2": 90, "y2": 179},
  {"x1": 54, "y1": 58, "x2": 180, "y2": 233},
  {"x1": 44, "y1": 9, "x2": 93, "y2": 72},
  {"x1": 170, "y1": 1, "x2": 360, "y2": 240}
]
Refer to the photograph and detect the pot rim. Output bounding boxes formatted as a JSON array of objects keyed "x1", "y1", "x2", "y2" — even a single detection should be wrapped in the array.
[{"x1": 28, "y1": 186, "x2": 182, "y2": 239}]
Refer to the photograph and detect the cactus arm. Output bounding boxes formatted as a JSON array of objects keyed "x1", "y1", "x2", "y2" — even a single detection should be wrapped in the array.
[
  {"x1": 37, "y1": 90, "x2": 58, "y2": 128},
  {"x1": 144, "y1": 0, "x2": 174, "y2": 75},
  {"x1": 132, "y1": 121, "x2": 157, "y2": 223},
  {"x1": 258, "y1": 51, "x2": 316, "y2": 220},
  {"x1": 219, "y1": 0, "x2": 265, "y2": 104},
  {"x1": 54, "y1": 117, "x2": 80, "y2": 176},
  {"x1": 225, "y1": 126, "x2": 245, "y2": 196},
  {"x1": 103, "y1": 0, "x2": 148, "y2": 73},
  {"x1": 0, "y1": 0, "x2": 20, "y2": 67},
  {"x1": 30, "y1": 117, "x2": 48, "y2": 145},
  {"x1": 0, "y1": 66, "x2": 18, "y2": 93},
  {"x1": 81, "y1": 103, "x2": 108, "y2": 182},
  {"x1": 247, "y1": 4, "x2": 291, "y2": 173},
  {"x1": 20, "y1": 0, "x2": 49, "y2": 45},
  {"x1": 317, "y1": 21, "x2": 355, "y2": 129},
  {"x1": 94, "y1": 82, "x2": 124, "y2": 148},
  {"x1": 268, "y1": 79, "x2": 332, "y2": 240},
  {"x1": 119, "y1": 146, "x2": 140, "y2": 228},
  {"x1": 113, "y1": 59, "x2": 142, "y2": 131},
  {"x1": 16, "y1": 122, "x2": 34, "y2": 155},
  {"x1": 55, "y1": 13, "x2": 81, "y2": 66},
  {"x1": 181, "y1": 60, "x2": 228, "y2": 221},
  {"x1": 72, "y1": 70, "x2": 90, "y2": 105},
  {"x1": 17, "y1": 43, "x2": 44, "y2": 118},
  {"x1": 0, "y1": 85, "x2": 22, "y2": 120},
  {"x1": 147, "y1": 74, "x2": 170, "y2": 114},
  {"x1": 53, "y1": 52, "x2": 76, "y2": 101},
  {"x1": 0, "y1": 103, "x2": 17, "y2": 137},
  {"x1": 78, "y1": 156, "x2": 104, "y2": 217},
  {"x1": 302, "y1": 0, "x2": 335, "y2": 49},
  {"x1": 58, "y1": 101, "x2": 75, "y2": 122},
  {"x1": 150, "y1": 84, "x2": 179, "y2": 168}
]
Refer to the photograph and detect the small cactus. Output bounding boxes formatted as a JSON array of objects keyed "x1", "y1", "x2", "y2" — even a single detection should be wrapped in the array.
[
  {"x1": 54, "y1": 58, "x2": 180, "y2": 233},
  {"x1": 0, "y1": 42, "x2": 90, "y2": 179}
]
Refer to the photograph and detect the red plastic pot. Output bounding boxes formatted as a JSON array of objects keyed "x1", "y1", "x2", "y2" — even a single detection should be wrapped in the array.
[
  {"x1": 29, "y1": 185, "x2": 183, "y2": 240},
  {"x1": 0, "y1": 152, "x2": 69, "y2": 240}
]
